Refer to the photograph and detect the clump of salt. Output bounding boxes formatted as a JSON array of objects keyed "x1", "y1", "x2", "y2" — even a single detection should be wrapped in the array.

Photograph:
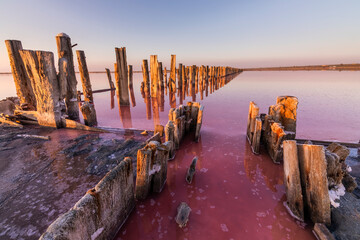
[{"x1": 328, "y1": 183, "x2": 346, "y2": 208}]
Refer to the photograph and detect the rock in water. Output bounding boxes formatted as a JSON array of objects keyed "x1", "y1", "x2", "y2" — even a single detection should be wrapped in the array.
[
  {"x1": 175, "y1": 202, "x2": 191, "y2": 228},
  {"x1": 186, "y1": 157, "x2": 198, "y2": 184}
]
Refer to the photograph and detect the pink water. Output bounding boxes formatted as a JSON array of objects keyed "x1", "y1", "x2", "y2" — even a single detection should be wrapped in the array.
[{"x1": 1, "y1": 71, "x2": 359, "y2": 239}]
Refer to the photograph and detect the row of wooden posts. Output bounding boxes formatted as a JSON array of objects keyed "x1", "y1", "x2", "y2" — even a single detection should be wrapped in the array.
[
  {"x1": 246, "y1": 96, "x2": 357, "y2": 236},
  {"x1": 140, "y1": 55, "x2": 241, "y2": 100},
  {"x1": 5, "y1": 33, "x2": 240, "y2": 129}
]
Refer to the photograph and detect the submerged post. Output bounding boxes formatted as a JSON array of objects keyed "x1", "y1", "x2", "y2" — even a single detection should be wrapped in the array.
[{"x1": 55, "y1": 33, "x2": 79, "y2": 120}]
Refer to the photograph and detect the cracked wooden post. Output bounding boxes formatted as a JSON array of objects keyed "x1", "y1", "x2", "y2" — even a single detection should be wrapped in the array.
[
  {"x1": 105, "y1": 68, "x2": 115, "y2": 89},
  {"x1": 55, "y1": 33, "x2": 79, "y2": 120},
  {"x1": 115, "y1": 47, "x2": 130, "y2": 106},
  {"x1": 195, "y1": 105, "x2": 204, "y2": 142},
  {"x1": 128, "y1": 65, "x2": 136, "y2": 107},
  {"x1": 251, "y1": 117, "x2": 262, "y2": 154},
  {"x1": 76, "y1": 50, "x2": 93, "y2": 103},
  {"x1": 298, "y1": 144, "x2": 331, "y2": 225},
  {"x1": 19, "y1": 50, "x2": 62, "y2": 128},
  {"x1": 135, "y1": 147, "x2": 153, "y2": 200},
  {"x1": 170, "y1": 55, "x2": 176, "y2": 93},
  {"x1": 246, "y1": 101, "x2": 259, "y2": 143},
  {"x1": 150, "y1": 55, "x2": 159, "y2": 97},
  {"x1": 165, "y1": 121, "x2": 175, "y2": 159},
  {"x1": 276, "y1": 96, "x2": 298, "y2": 133},
  {"x1": 142, "y1": 59, "x2": 150, "y2": 96},
  {"x1": 5, "y1": 40, "x2": 36, "y2": 110},
  {"x1": 152, "y1": 143, "x2": 169, "y2": 193},
  {"x1": 283, "y1": 140, "x2": 304, "y2": 221}
]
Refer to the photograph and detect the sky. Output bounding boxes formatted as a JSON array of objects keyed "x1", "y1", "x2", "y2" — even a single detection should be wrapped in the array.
[{"x1": 0, "y1": 0, "x2": 360, "y2": 72}]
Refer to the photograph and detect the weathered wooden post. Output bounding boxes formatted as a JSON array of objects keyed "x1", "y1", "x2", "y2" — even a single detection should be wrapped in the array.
[
  {"x1": 246, "y1": 101, "x2": 259, "y2": 143},
  {"x1": 128, "y1": 65, "x2": 136, "y2": 107},
  {"x1": 152, "y1": 144, "x2": 168, "y2": 193},
  {"x1": 5, "y1": 40, "x2": 36, "y2": 110},
  {"x1": 105, "y1": 68, "x2": 115, "y2": 89},
  {"x1": 298, "y1": 144, "x2": 331, "y2": 225},
  {"x1": 276, "y1": 96, "x2": 298, "y2": 133},
  {"x1": 135, "y1": 147, "x2": 153, "y2": 200},
  {"x1": 150, "y1": 55, "x2": 159, "y2": 97},
  {"x1": 76, "y1": 51, "x2": 93, "y2": 103},
  {"x1": 169, "y1": 55, "x2": 176, "y2": 92},
  {"x1": 194, "y1": 105, "x2": 204, "y2": 142},
  {"x1": 20, "y1": 50, "x2": 62, "y2": 128},
  {"x1": 158, "y1": 62, "x2": 164, "y2": 90},
  {"x1": 251, "y1": 117, "x2": 262, "y2": 154},
  {"x1": 283, "y1": 140, "x2": 304, "y2": 221},
  {"x1": 115, "y1": 47, "x2": 130, "y2": 106},
  {"x1": 186, "y1": 157, "x2": 198, "y2": 184},
  {"x1": 55, "y1": 33, "x2": 79, "y2": 120},
  {"x1": 76, "y1": 50, "x2": 97, "y2": 126},
  {"x1": 142, "y1": 59, "x2": 151, "y2": 96}
]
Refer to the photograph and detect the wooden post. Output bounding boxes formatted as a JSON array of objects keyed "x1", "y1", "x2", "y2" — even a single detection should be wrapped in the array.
[
  {"x1": 142, "y1": 60, "x2": 150, "y2": 96},
  {"x1": 298, "y1": 144, "x2": 331, "y2": 225},
  {"x1": 19, "y1": 50, "x2": 62, "y2": 128},
  {"x1": 170, "y1": 55, "x2": 176, "y2": 92},
  {"x1": 194, "y1": 105, "x2": 204, "y2": 142},
  {"x1": 135, "y1": 148, "x2": 152, "y2": 200},
  {"x1": 246, "y1": 101, "x2": 259, "y2": 143},
  {"x1": 251, "y1": 117, "x2": 262, "y2": 154},
  {"x1": 5, "y1": 40, "x2": 36, "y2": 110},
  {"x1": 128, "y1": 65, "x2": 136, "y2": 107},
  {"x1": 76, "y1": 50, "x2": 93, "y2": 103},
  {"x1": 283, "y1": 140, "x2": 304, "y2": 221},
  {"x1": 152, "y1": 144, "x2": 168, "y2": 193},
  {"x1": 150, "y1": 55, "x2": 159, "y2": 97},
  {"x1": 105, "y1": 68, "x2": 115, "y2": 89},
  {"x1": 80, "y1": 101, "x2": 97, "y2": 126},
  {"x1": 276, "y1": 96, "x2": 298, "y2": 133},
  {"x1": 115, "y1": 47, "x2": 130, "y2": 106},
  {"x1": 55, "y1": 33, "x2": 79, "y2": 120}
]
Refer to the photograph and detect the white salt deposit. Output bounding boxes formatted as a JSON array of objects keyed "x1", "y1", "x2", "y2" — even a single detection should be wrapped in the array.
[{"x1": 329, "y1": 183, "x2": 346, "y2": 208}]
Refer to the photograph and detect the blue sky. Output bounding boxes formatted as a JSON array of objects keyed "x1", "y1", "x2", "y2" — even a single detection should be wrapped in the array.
[{"x1": 0, "y1": 0, "x2": 359, "y2": 71}]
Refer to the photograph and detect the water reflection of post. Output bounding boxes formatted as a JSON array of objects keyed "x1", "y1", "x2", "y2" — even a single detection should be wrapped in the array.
[
  {"x1": 159, "y1": 84, "x2": 165, "y2": 112},
  {"x1": 151, "y1": 96, "x2": 160, "y2": 127},
  {"x1": 144, "y1": 95, "x2": 151, "y2": 120},
  {"x1": 179, "y1": 88, "x2": 183, "y2": 105},
  {"x1": 117, "y1": 95, "x2": 132, "y2": 128},
  {"x1": 169, "y1": 91, "x2": 176, "y2": 108},
  {"x1": 110, "y1": 89, "x2": 115, "y2": 109}
]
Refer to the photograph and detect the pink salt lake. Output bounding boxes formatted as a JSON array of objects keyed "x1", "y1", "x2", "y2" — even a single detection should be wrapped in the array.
[{"x1": 0, "y1": 70, "x2": 359, "y2": 239}]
